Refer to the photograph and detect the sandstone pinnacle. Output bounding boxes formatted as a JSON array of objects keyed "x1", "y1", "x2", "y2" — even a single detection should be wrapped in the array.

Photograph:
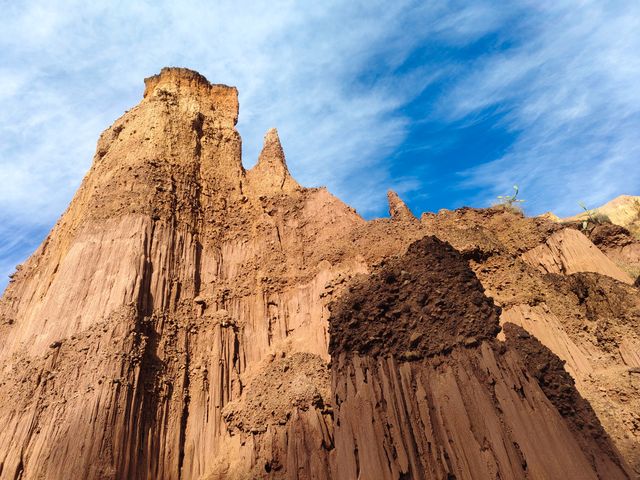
[
  {"x1": 387, "y1": 189, "x2": 415, "y2": 221},
  {"x1": 246, "y1": 127, "x2": 300, "y2": 196}
]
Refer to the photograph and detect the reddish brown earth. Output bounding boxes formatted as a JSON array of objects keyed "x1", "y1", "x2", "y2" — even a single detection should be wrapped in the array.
[
  {"x1": 0, "y1": 68, "x2": 638, "y2": 479},
  {"x1": 330, "y1": 236, "x2": 631, "y2": 479},
  {"x1": 329, "y1": 236, "x2": 501, "y2": 360},
  {"x1": 503, "y1": 322, "x2": 627, "y2": 475}
]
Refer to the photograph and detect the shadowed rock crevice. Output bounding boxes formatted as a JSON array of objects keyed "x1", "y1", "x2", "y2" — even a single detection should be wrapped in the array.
[{"x1": 504, "y1": 322, "x2": 627, "y2": 477}]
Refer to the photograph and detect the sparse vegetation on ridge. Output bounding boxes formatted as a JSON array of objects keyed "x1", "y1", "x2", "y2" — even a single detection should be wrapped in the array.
[
  {"x1": 578, "y1": 201, "x2": 611, "y2": 234},
  {"x1": 495, "y1": 185, "x2": 525, "y2": 214}
]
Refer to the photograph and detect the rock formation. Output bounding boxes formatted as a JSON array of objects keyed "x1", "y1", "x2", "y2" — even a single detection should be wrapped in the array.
[
  {"x1": 0, "y1": 67, "x2": 356, "y2": 479},
  {"x1": 246, "y1": 128, "x2": 300, "y2": 197},
  {"x1": 547, "y1": 195, "x2": 640, "y2": 280},
  {"x1": 387, "y1": 190, "x2": 416, "y2": 222},
  {"x1": 0, "y1": 68, "x2": 637, "y2": 479},
  {"x1": 329, "y1": 237, "x2": 630, "y2": 479},
  {"x1": 521, "y1": 228, "x2": 633, "y2": 284},
  {"x1": 420, "y1": 208, "x2": 640, "y2": 475}
]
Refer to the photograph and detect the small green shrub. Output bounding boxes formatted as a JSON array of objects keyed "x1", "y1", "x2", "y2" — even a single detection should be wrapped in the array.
[
  {"x1": 578, "y1": 201, "x2": 610, "y2": 233},
  {"x1": 495, "y1": 185, "x2": 525, "y2": 213}
]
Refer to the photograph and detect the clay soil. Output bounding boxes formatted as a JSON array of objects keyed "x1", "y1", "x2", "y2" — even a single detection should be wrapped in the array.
[{"x1": 329, "y1": 236, "x2": 501, "y2": 360}]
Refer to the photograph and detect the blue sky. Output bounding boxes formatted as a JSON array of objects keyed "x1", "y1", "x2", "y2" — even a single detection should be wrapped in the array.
[{"x1": 1, "y1": 0, "x2": 639, "y2": 291}]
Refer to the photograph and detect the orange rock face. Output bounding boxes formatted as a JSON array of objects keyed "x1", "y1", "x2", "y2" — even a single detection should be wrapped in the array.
[
  {"x1": 329, "y1": 236, "x2": 631, "y2": 480},
  {"x1": 0, "y1": 68, "x2": 637, "y2": 479},
  {"x1": 0, "y1": 67, "x2": 357, "y2": 479}
]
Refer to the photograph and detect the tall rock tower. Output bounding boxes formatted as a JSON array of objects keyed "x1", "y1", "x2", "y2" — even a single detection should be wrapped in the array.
[{"x1": 0, "y1": 67, "x2": 364, "y2": 479}]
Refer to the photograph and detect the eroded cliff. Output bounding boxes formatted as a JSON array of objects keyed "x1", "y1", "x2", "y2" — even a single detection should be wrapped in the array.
[
  {"x1": 0, "y1": 67, "x2": 359, "y2": 479},
  {"x1": 329, "y1": 237, "x2": 630, "y2": 479},
  {"x1": 0, "y1": 68, "x2": 638, "y2": 479}
]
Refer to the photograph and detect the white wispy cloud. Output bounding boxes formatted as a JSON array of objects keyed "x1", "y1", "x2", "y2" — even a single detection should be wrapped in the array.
[{"x1": 444, "y1": 0, "x2": 640, "y2": 215}]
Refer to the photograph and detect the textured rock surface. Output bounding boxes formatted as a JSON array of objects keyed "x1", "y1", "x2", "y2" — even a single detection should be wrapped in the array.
[
  {"x1": 0, "y1": 68, "x2": 638, "y2": 479},
  {"x1": 418, "y1": 207, "x2": 640, "y2": 475},
  {"x1": 589, "y1": 223, "x2": 640, "y2": 281},
  {"x1": 0, "y1": 67, "x2": 359, "y2": 479},
  {"x1": 521, "y1": 228, "x2": 633, "y2": 284},
  {"x1": 503, "y1": 322, "x2": 628, "y2": 476},
  {"x1": 329, "y1": 236, "x2": 631, "y2": 480},
  {"x1": 386, "y1": 190, "x2": 416, "y2": 222}
]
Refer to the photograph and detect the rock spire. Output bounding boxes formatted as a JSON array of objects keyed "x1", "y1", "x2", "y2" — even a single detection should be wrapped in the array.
[
  {"x1": 246, "y1": 128, "x2": 300, "y2": 196},
  {"x1": 387, "y1": 189, "x2": 416, "y2": 221}
]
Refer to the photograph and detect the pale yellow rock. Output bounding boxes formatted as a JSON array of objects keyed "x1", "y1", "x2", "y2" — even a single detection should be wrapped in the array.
[
  {"x1": 564, "y1": 195, "x2": 640, "y2": 229},
  {"x1": 538, "y1": 211, "x2": 562, "y2": 222}
]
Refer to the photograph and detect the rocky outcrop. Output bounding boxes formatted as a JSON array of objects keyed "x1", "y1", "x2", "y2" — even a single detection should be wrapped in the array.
[
  {"x1": 503, "y1": 322, "x2": 629, "y2": 478},
  {"x1": 328, "y1": 236, "x2": 631, "y2": 480},
  {"x1": 387, "y1": 190, "x2": 416, "y2": 221},
  {"x1": 589, "y1": 223, "x2": 640, "y2": 281},
  {"x1": 246, "y1": 128, "x2": 300, "y2": 197},
  {"x1": 521, "y1": 228, "x2": 633, "y2": 284},
  {"x1": 0, "y1": 68, "x2": 637, "y2": 479},
  {"x1": 0, "y1": 67, "x2": 361, "y2": 479},
  {"x1": 419, "y1": 207, "x2": 640, "y2": 475}
]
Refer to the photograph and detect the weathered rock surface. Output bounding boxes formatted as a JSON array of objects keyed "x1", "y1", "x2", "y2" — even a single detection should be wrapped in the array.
[
  {"x1": 246, "y1": 128, "x2": 300, "y2": 197},
  {"x1": 503, "y1": 322, "x2": 628, "y2": 477},
  {"x1": 589, "y1": 223, "x2": 640, "y2": 281},
  {"x1": 0, "y1": 67, "x2": 359, "y2": 479},
  {"x1": 329, "y1": 236, "x2": 631, "y2": 479},
  {"x1": 0, "y1": 68, "x2": 638, "y2": 479},
  {"x1": 521, "y1": 228, "x2": 633, "y2": 284},
  {"x1": 387, "y1": 190, "x2": 416, "y2": 222},
  {"x1": 417, "y1": 207, "x2": 640, "y2": 475}
]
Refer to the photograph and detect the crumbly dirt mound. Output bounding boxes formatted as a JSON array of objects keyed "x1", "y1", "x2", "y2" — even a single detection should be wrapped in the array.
[
  {"x1": 222, "y1": 352, "x2": 330, "y2": 434},
  {"x1": 328, "y1": 235, "x2": 501, "y2": 360},
  {"x1": 503, "y1": 322, "x2": 627, "y2": 472},
  {"x1": 590, "y1": 223, "x2": 635, "y2": 249}
]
